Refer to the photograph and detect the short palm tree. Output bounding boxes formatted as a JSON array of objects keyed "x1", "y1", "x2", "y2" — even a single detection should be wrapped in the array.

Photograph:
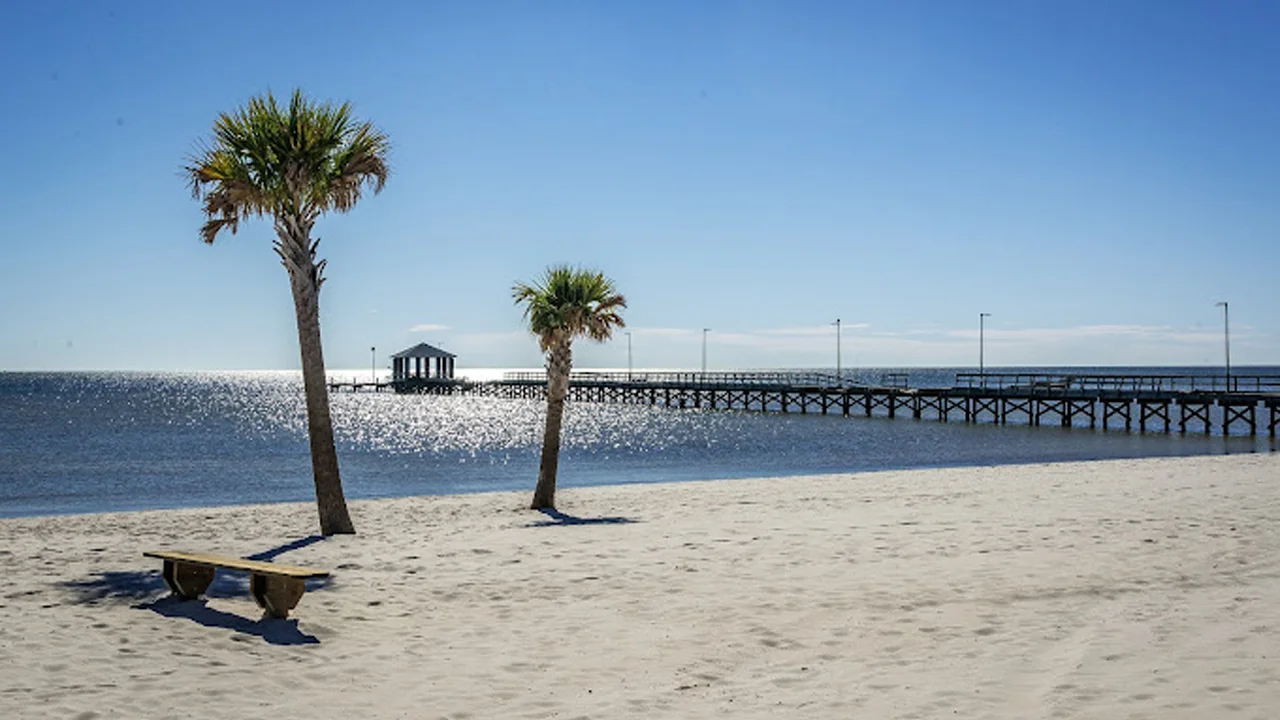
[
  {"x1": 513, "y1": 266, "x2": 626, "y2": 509},
  {"x1": 185, "y1": 89, "x2": 390, "y2": 535}
]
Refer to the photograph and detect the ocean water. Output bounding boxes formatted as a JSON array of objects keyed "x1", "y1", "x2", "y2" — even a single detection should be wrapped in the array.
[{"x1": 0, "y1": 369, "x2": 1275, "y2": 519}]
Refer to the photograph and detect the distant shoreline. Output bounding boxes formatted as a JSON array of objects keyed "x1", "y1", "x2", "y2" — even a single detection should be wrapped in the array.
[{"x1": 0, "y1": 364, "x2": 1271, "y2": 375}]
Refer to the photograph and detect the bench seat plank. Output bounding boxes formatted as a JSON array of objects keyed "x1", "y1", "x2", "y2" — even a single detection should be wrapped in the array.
[{"x1": 143, "y1": 550, "x2": 329, "y2": 579}]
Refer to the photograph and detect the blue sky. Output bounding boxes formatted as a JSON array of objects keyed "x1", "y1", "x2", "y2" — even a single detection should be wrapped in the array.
[{"x1": 1, "y1": 1, "x2": 1277, "y2": 372}]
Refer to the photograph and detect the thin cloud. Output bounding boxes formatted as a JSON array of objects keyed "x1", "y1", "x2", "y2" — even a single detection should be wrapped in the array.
[
  {"x1": 409, "y1": 323, "x2": 451, "y2": 333},
  {"x1": 945, "y1": 324, "x2": 1223, "y2": 345},
  {"x1": 758, "y1": 324, "x2": 872, "y2": 336},
  {"x1": 629, "y1": 327, "x2": 698, "y2": 337},
  {"x1": 629, "y1": 325, "x2": 870, "y2": 340},
  {"x1": 456, "y1": 330, "x2": 533, "y2": 343},
  {"x1": 707, "y1": 331, "x2": 831, "y2": 350}
]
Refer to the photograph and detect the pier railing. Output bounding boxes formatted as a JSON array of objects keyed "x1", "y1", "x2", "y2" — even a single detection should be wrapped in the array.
[
  {"x1": 955, "y1": 373, "x2": 1280, "y2": 395},
  {"x1": 502, "y1": 370, "x2": 848, "y2": 388},
  {"x1": 497, "y1": 370, "x2": 1280, "y2": 394}
]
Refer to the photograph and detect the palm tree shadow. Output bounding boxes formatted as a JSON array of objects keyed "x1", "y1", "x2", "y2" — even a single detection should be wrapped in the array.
[
  {"x1": 527, "y1": 508, "x2": 638, "y2": 527},
  {"x1": 136, "y1": 596, "x2": 319, "y2": 645},
  {"x1": 244, "y1": 535, "x2": 326, "y2": 561}
]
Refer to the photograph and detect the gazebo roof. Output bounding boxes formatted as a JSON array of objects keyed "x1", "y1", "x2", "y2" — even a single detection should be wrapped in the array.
[{"x1": 392, "y1": 342, "x2": 456, "y2": 359}]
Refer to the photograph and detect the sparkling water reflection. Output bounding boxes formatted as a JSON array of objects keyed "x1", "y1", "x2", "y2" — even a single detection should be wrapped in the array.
[{"x1": 0, "y1": 371, "x2": 1273, "y2": 518}]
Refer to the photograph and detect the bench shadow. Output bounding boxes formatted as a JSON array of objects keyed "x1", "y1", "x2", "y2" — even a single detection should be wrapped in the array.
[
  {"x1": 135, "y1": 596, "x2": 320, "y2": 645},
  {"x1": 60, "y1": 569, "x2": 169, "y2": 602},
  {"x1": 61, "y1": 568, "x2": 331, "y2": 602},
  {"x1": 526, "y1": 508, "x2": 638, "y2": 527},
  {"x1": 60, "y1": 535, "x2": 333, "y2": 605},
  {"x1": 59, "y1": 535, "x2": 333, "y2": 644},
  {"x1": 58, "y1": 571, "x2": 326, "y2": 646}
]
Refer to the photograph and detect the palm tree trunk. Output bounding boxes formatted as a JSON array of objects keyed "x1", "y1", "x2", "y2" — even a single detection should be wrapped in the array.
[
  {"x1": 531, "y1": 343, "x2": 572, "y2": 509},
  {"x1": 279, "y1": 222, "x2": 355, "y2": 535}
]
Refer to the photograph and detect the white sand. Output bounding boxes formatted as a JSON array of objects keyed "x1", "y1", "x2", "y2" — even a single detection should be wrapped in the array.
[{"x1": 2, "y1": 453, "x2": 1279, "y2": 719}]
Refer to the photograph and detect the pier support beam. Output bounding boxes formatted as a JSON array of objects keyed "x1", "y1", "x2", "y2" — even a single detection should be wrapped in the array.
[
  {"x1": 916, "y1": 395, "x2": 943, "y2": 421},
  {"x1": 1139, "y1": 400, "x2": 1171, "y2": 433},
  {"x1": 1036, "y1": 399, "x2": 1066, "y2": 427},
  {"x1": 940, "y1": 396, "x2": 967, "y2": 423},
  {"x1": 1221, "y1": 400, "x2": 1257, "y2": 436},
  {"x1": 1002, "y1": 397, "x2": 1033, "y2": 425},
  {"x1": 1179, "y1": 398, "x2": 1213, "y2": 435},
  {"x1": 415, "y1": 375, "x2": 1280, "y2": 443},
  {"x1": 1065, "y1": 399, "x2": 1096, "y2": 429},
  {"x1": 972, "y1": 396, "x2": 1000, "y2": 424},
  {"x1": 1102, "y1": 400, "x2": 1132, "y2": 431}
]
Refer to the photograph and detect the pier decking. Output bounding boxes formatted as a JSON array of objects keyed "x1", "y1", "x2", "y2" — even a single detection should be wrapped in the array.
[
  {"x1": 332, "y1": 371, "x2": 1280, "y2": 437},
  {"x1": 328, "y1": 380, "x2": 394, "y2": 392}
]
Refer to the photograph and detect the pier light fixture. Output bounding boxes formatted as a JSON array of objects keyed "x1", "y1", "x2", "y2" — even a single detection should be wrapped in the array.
[
  {"x1": 625, "y1": 331, "x2": 633, "y2": 380},
  {"x1": 979, "y1": 313, "x2": 992, "y2": 384},
  {"x1": 1216, "y1": 301, "x2": 1231, "y2": 390},
  {"x1": 701, "y1": 328, "x2": 711, "y2": 374},
  {"x1": 833, "y1": 318, "x2": 842, "y2": 384},
  {"x1": 370, "y1": 346, "x2": 376, "y2": 384}
]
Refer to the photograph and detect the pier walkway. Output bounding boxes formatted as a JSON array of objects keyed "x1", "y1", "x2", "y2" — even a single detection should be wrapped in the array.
[{"x1": 332, "y1": 371, "x2": 1280, "y2": 437}]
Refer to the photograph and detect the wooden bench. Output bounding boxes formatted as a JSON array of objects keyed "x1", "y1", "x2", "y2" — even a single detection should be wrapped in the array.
[{"x1": 144, "y1": 550, "x2": 329, "y2": 619}]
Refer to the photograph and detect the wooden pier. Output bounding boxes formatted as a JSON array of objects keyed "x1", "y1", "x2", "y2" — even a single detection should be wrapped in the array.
[
  {"x1": 327, "y1": 380, "x2": 395, "y2": 393},
  {"x1": 336, "y1": 371, "x2": 1280, "y2": 437}
]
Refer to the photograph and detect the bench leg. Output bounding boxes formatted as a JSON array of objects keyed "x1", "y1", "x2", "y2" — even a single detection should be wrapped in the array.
[
  {"x1": 250, "y1": 573, "x2": 306, "y2": 619},
  {"x1": 162, "y1": 560, "x2": 215, "y2": 600}
]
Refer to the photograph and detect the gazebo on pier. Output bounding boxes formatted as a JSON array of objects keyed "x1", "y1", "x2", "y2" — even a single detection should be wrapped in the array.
[{"x1": 392, "y1": 343, "x2": 456, "y2": 381}]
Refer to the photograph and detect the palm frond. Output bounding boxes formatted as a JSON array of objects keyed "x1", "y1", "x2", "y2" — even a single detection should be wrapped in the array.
[
  {"x1": 513, "y1": 265, "x2": 627, "y2": 352},
  {"x1": 184, "y1": 89, "x2": 391, "y2": 244}
]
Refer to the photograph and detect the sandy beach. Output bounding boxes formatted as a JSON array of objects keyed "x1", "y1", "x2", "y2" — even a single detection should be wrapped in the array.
[{"x1": 2, "y1": 453, "x2": 1279, "y2": 719}]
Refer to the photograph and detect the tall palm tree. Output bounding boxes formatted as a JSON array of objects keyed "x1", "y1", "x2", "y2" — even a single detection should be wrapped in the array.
[
  {"x1": 513, "y1": 266, "x2": 626, "y2": 509},
  {"x1": 185, "y1": 89, "x2": 390, "y2": 535}
]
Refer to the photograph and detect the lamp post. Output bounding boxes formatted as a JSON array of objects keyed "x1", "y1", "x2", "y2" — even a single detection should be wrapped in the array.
[
  {"x1": 979, "y1": 313, "x2": 991, "y2": 385},
  {"x1": 701, "y1": 328, "x2": 710, "y2": 374},
  {"x1": 370, "y1": 346, "x2": 376, "y2": 384},
  {"x1": 1216, "y1": 301, "x2": 1230, "y2": 390},
  {"x1": 833, "y1": 318, "x2": 842, "y2": 383},
  {"x1": 625, "y1": 331, "x2": 633, "y2": 380}
]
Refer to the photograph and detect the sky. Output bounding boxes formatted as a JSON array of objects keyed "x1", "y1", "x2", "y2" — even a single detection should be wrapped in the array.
[{"x1": 1, "y1": 1, "x2": 1277, "y2": 372}]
